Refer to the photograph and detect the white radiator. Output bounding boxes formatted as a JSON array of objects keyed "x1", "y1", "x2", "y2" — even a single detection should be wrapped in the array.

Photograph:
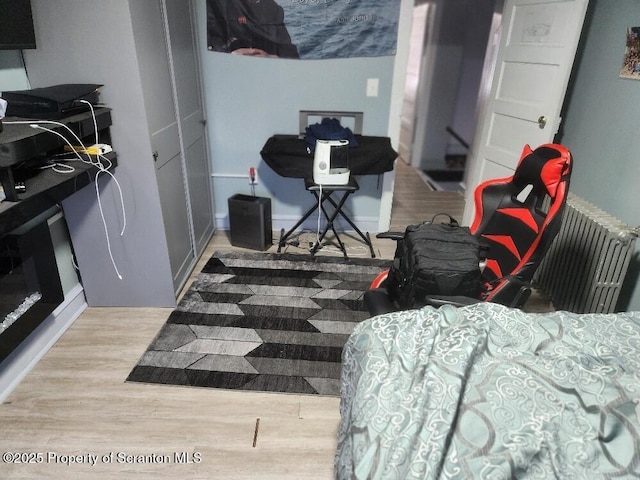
[{"x1": 534, "y1": 193, "x2": 638, "y2": 313}]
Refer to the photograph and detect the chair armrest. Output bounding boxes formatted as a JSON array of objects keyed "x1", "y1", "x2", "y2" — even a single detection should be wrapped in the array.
[{"x1": 375, "y1": 231, "x2": 404, "y2": 241}]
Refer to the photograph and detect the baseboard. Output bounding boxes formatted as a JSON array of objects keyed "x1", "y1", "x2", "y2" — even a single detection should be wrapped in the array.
[
  {"x1": 216, "y1": 213, "x2": 380, "y2": 234},
  {"x1": 0, "y1": 284, "x2": 87, "y2": 404}
]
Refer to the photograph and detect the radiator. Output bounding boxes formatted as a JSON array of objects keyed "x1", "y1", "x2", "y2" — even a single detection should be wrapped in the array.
[{"x1": 533, "y1": 193, "x2": 638, "y2": 313}]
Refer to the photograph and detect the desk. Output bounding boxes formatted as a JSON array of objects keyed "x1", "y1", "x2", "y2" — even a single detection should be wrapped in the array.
[
  {"x1": 0, "y1": 109, "x2": 115, "y2": 362},
  {"x1": 261, "y1": 134, "x2": 397, "y2": 258},
  {"x1": 0, "y1": 152, "x2": 117, "y2": 235},
  {"x1": 0, "y1": 108, "x2": 115, "y2": 235}
]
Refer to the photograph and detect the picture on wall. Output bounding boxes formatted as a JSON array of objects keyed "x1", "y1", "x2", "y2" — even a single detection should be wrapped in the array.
[
  {"x1": 206, "y1": 0, "x2": 401, "y2": 60},
  {"x1": 619, "y1": 26, "x2": 640, "y2": 80}
]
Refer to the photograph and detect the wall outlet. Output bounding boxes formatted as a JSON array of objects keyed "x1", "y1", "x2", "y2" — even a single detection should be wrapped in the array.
[{"x1": 366, "y1": 78, "x2": 379, "y2": 97}]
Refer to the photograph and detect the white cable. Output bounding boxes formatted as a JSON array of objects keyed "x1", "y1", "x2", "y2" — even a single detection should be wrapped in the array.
[
  {"x1": 77, "y1": 100, "x2": 99, "y2": 144},
  {"x1": 50, "y1": 110, "x2": 127, "y2": 236},
  {"x1": 97, "y1": 153, "x2": 127, "y2": 237},
  {"x1": 5, "y1": 117, "x2": 126, "y2": 279},
  {"x1": 28, "y1": 124, "x2": 124, "y2": 279},
  {"x1": 27, "y1": 124, "x2": 89, "y2": 164},
  {"x1": 316, "y1": 184, "x2": 323, "y2": 248},
  {"x1": 296, "y1": 229, "x2": 369, "y2": 257},
  {"x1": 40, "y1": 162, "x2": 76, "y2": 174},
  {"x1": 94, "y1": 168, "x2": 122, "y2": 279},
  {"x1": 6, "y1": 119, "x2": 100, "y2": 167}
]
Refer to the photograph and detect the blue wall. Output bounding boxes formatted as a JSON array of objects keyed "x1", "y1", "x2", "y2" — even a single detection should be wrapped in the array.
[
  {"x1": 194, "y1": 1, "x2": 397, "y2": 232},
  {"x1": 560, "y1": 0, "x2": 640, "y2": 310}
]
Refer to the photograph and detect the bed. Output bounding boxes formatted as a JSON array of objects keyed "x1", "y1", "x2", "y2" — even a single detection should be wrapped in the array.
[{"x1": 335, "y1": 303, "x2": 640, "y2": 479}]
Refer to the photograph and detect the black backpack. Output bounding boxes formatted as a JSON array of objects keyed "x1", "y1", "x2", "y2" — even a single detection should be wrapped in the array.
[{"x1": 387, "y1": 214, "x2": 483, "y2": 309}]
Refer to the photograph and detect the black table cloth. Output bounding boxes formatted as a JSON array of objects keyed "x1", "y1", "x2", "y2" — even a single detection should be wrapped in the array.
[{"x1": 260, "y1": 134, "x2": 397, "y2": 178}]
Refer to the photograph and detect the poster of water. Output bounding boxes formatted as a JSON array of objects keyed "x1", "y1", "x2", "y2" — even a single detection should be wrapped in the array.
[{"x1": 207, "y1": 0, "x2": 402, "y2": 59}]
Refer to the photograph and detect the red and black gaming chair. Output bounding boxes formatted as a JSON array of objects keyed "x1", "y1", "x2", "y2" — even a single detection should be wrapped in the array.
[{"x1": 365, "y1": 143, "x2": 573, "y2": 314}]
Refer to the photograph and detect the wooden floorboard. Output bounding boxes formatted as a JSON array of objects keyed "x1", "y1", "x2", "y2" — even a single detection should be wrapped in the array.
[
  {"x1": 0, "y1": 162, "x2": 549, "y2": 479},
  {"x1": 389, "y1": 158, "x2": 465, "y2": 230}
]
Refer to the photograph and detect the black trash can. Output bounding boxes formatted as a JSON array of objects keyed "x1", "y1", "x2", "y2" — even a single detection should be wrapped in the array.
[{"x1": 227, "y1": 194, "x2": 272, "y2": 251}]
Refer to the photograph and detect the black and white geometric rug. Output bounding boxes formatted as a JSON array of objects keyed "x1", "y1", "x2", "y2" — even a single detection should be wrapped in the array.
[{"x1": 127, "y1": 251, "x2": 390, "y2": 396}]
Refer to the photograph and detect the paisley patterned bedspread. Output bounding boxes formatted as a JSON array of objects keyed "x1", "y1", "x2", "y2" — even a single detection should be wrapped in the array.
[{"x1": 335, "y1": 303, "x2": 640, "y2": 479}]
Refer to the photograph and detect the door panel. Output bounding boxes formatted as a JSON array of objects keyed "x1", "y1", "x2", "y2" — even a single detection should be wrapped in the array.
[
  {"x1": 129, "y1": 0, "x2": 177, "y2": 138},
  {"x1": 463, "y1": 0, "x2": 589, "y2": 224},
  {"x1": 131, "y1": 0, "x2": 199, "y2": 293},
  {"x1": 497, "y1": 63, "x2": 559, "y2": 106},
  {"x1": 185, "y1": 137, "x2": 213, "y2": 253},
  {"x1": 479, "y1": 158, "x2": 515, "y2": 185},
  {"x1": 487, "y1": 113, "x2": 546, "y2": 159},
  {"x1": 181, "y1": 110, "x2": 203, "y2": 151},
  {"x1": 155, "y1": 153, "x2": 193, "y2": 284},
  {"x1": 509, "y1": 2, "x2": 579, "y2": 46},
  {"x1": 152, "y1": 122, "x2": 180, "y2": 170},
  {"x1": 163, "y1": 0, "x2": 214, "y2": 257}
]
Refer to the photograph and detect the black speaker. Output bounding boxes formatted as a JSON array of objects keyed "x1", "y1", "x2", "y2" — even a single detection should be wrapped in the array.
[{"x1": 228, "y1": 194, "x2": 272, "y2": 251}]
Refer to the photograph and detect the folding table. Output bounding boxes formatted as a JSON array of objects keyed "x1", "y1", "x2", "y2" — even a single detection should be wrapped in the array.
[
  {"x1": 272, "y1": 177, "x2": 374, "y2": 258},
  {"x1": 260, "y1": 111, "x2": 398, "y2": 258}
]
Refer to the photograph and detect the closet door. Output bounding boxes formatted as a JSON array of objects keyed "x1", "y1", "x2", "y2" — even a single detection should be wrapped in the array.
[
  {"x1": 129, "y1": 0, "x2": 194, "y2": 291},
  {"x1": 162, "y1": 0, "x2": 215, "y2": 258}
]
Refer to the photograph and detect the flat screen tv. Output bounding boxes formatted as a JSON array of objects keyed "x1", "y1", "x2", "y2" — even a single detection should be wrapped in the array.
[{"x1": 0, "y1": 0, "x2": 36, "y2": 50}]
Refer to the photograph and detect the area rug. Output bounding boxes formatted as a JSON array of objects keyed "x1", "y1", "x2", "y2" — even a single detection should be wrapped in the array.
[{"x1": 127, "y1": 251, "x2": 390, "y2": 396}]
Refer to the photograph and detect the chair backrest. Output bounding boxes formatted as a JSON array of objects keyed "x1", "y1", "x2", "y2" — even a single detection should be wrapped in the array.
[{"x1": 469, "y1": 143, "x2": 572, "y2": 307}]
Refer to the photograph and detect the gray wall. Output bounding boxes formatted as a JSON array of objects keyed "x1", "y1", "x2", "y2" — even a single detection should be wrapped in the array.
[
  {"x1": 559, "y1": 0, "x2": 640, "y2": 311},
  {"x1": 4, "y1": 1, "x2": 177, "y2": 306}
]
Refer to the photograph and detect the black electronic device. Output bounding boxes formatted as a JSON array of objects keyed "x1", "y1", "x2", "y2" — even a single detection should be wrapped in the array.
[
  {"x1": 2, "y1": 84, "x2": 102, "y2": 119},
  {"x1": 228, "y1": 194, "x2": 272, "y2": 251},
  {"x1": 0, "y1": 0, "x2": 36, "y2": 50}
]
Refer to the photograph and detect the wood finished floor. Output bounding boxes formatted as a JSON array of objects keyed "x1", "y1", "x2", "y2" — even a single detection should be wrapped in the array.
[{"x1": 0, "y1": 161, "x2": 549, "y2": 479}]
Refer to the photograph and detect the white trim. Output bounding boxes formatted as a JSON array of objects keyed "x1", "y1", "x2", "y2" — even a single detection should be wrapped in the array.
[
  {"x1": 0, "y1": 284, "x2": 87, "y2": 404},
  {"x1": 382, "y1": 0, "x2": 414, "y2": 232},
  {"x1": 377, "y1": 168, "x2": 396, "y2": 232}
]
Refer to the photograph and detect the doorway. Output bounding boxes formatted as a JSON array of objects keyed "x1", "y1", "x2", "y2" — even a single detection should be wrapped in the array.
[{"x1": 399, "y1": 0, "x2": 501, "y2": 194}]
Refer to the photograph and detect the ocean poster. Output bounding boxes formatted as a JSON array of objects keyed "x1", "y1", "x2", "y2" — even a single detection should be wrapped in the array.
[{"x1": 207, "y1": 0, "x2": 402, "y2": 59}]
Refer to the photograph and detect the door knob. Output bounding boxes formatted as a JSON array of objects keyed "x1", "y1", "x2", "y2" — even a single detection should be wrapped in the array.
[
  {"x1": 152, "y1": 151, "x2": 159, "y2": 162},
  {"x1": 537, "y1": 116, "x2": 547, "y2": 129}
]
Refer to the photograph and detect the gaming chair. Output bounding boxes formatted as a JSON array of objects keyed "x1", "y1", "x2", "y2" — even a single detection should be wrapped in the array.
[{"x1": 365, "y1": 143, "x2": 573, "y2": 314}]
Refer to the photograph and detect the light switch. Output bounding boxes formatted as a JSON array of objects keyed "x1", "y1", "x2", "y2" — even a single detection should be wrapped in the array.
[{"x1": 366, "y1": 78, "x2": 379, "y2": 97}]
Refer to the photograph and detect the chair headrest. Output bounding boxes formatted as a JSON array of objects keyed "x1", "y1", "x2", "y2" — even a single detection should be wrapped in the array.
[{"x1": 513, "y1": 144, "x2": 572, "y2": 198}]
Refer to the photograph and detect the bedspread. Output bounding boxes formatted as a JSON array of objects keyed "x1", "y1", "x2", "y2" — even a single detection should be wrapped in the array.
[{"x1": 336, "y1": 303, "x2": 640, "y2": 479}]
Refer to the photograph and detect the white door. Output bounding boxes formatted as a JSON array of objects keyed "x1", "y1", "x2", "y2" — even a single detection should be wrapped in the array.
[{"x1": 462, "y1": 0, "x2": 589, "y2": 225}]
